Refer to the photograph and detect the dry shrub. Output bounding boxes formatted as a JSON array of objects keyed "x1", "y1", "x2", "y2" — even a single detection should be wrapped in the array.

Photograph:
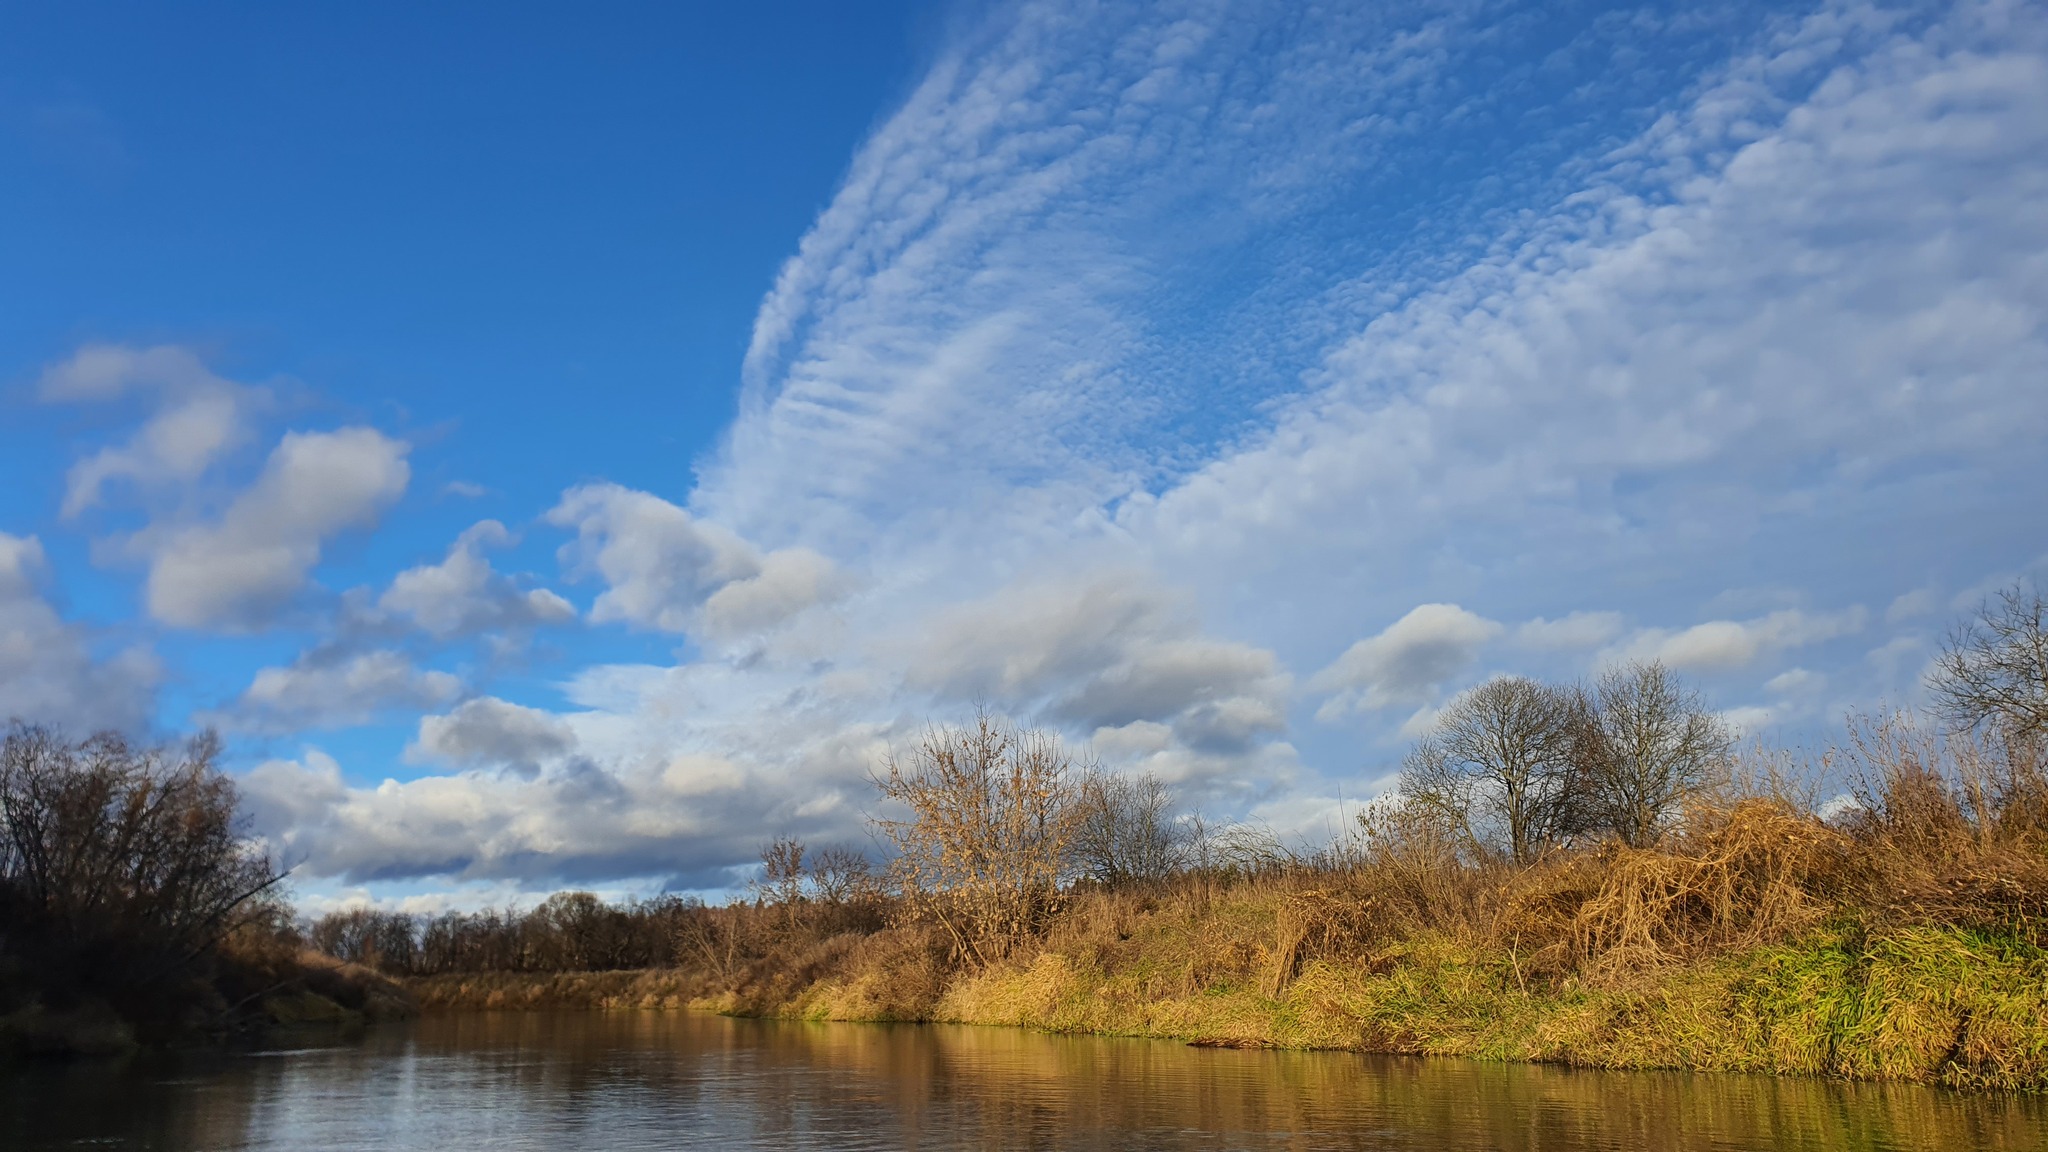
[
  {"x1": 871, "y1": 714, "x2": 1083, "y2": 966},
  {"x1": 1838, "y1": 713, "x2": 2048, "y2": 938},
  {"x1": 1347, "y1": 797, "x2": 1500, "y2": 940},
  {"x1": 1269, "y1": 887, "x2": 1383, "y2": 994},
  {"x1": 1506, "y1": 800, "x2": 1845, "y2": 983}
]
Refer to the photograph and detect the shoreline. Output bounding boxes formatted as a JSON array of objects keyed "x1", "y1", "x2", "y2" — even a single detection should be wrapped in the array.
[{"x1": 403, "y1": 918, "x2": 2048, "y2": 1093}]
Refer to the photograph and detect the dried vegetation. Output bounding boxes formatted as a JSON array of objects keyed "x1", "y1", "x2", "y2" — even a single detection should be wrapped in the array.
[{"x1": 374, "y1": 588, "x2": 2048, "y2": 1089}]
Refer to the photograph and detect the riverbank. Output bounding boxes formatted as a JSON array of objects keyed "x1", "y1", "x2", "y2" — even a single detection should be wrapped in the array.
[
  {"x1": 0, "y1": 948, "x2": 415, "y2": 1060},
  {"x1": 407, "y1": 887, "x2": 2048, "y2": 1092}
]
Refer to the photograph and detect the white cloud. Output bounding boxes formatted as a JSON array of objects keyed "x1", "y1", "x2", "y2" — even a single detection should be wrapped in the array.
[
  {"x1": 142, "y1": 428, "x2": 410, "y2": 629},
  {"x1": 1311, "y1": 604, "x2": 1502, "y2": 720},
  {"x1": 1885, "y1": 588, "x2": 1939, "y2": 624},
  {"x1": 407, "y1": 696, "x2": 576, "y2": 778},
  {"x1": 226, "y1": 0, "x2": 2048, "y2": 894},
  {"x1": 547, "y1": 482, "x2": 838, "y2": 640},
  {"x1": 241, "y1": 729, "x2": 814, "y2": 887},
  {"x1": 1122, "y1": 1, "x2": 2048, "y2": 662},
  {"x1": 380, "y1": 520, "x2": 575, "y2": 639},
  {"x1": 0, "y1": 533, "x2": 157, "y2": 731},
  {"x1": 1515, "y1": 611, "x2": 1627, "y2": 651},
  {"x1": 1718, "y1": 705, "x2": 1777, "y2": 738},
  {"x1": 40, "y1": 344, "x2": 268, "y2": 518},
  {"x1": 224, "y1": 650, "x2": 460, "y2": 732},
  {"x1": 1763, "y1": 667, "x2": 1824, "y2": 695},
  {"x1": 700, "y1": 547, "x2": 842, "y2": 641},
  {"x1": 1604, "y1": 608, "x2": 1866, "y2": 672},
  {"x1": 909, "y1": 573, "x2": 1290, "y2": 764}
]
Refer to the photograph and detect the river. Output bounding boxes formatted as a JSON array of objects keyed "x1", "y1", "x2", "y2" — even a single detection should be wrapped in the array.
[{"x1": 4, "y1": 1011, "x2": 2044, "y2": 1150}]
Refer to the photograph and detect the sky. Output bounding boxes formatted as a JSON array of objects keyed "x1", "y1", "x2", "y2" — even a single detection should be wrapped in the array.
[{"x1": 2, "y1": 0, "x2": 2044, "y2": 911}]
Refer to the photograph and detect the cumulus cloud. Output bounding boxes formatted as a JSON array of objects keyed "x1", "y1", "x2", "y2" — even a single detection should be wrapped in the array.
[
  {"x1": 910, "y1": 573, "x2": 1290, "y2": 762},
  {"x1": 222, "y1": 650, "x2": 460, "y2": 732},
  {"x1": 547, "y1": 483, "x2": 839, "y2": 641},
  {"x1": 407, "y1": 696, "x2": 577, "y2": 778},
  {"x1": 1515, "y1": 611, "x2": 1626, "y2": 650},
  {"x1": 141, "y1": 428, "x2": 410, "y2": 629},
  {"x1": 1603, "y1": 608, "x2": 1866, "y2": 672},
  {"x1": 0, "y1": 533, "x2": 157, "y2": 731},
  {"x1": 40, "y1": 344, "x2": 267, "y2": 519},
  {"x1": 380, "y1": 520, "x2": 576, "y2": 639},
  {"x1": 1311, "y1": 604, "x2": 1502, "y2": 720},
  {"x1": 241, "y1": 737, "x2": 785, "y2": 887}
]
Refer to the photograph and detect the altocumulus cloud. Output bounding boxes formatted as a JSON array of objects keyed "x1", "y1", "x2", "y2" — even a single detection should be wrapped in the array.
[{"x1": 198, "y1": 0, "x2": 2048, "y2": 894}]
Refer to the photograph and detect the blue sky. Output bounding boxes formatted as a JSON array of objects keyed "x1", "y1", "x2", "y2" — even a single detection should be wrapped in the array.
[{"x1": 3, "y1": 0, "x2": 2044, "y2": 910}]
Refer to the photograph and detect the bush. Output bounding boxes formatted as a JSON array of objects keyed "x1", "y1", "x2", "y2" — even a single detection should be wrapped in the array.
[{"x1": 0, "y1": 723, "x2": 283, "y2": 1033}]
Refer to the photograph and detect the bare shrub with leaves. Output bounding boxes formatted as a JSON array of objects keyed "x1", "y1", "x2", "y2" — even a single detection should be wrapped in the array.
[{"x1": 868, "y1": 713, "x2": 1082, "y2": 964}]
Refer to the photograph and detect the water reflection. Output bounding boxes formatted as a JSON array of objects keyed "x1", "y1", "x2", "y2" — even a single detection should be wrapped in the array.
[{"x1": 4, "y1": 1011, "x2": 2044, "y2": 1150}]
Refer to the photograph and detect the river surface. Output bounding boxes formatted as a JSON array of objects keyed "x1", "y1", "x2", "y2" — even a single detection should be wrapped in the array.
[{"x1": 4, "y1": 1011, "x2": 2045, "y2": 1150}]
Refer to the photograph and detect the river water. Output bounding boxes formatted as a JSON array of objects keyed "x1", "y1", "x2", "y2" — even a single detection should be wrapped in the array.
[{"x1": 4, "y1": 1011, "x2": 2044, "y2": 1150}]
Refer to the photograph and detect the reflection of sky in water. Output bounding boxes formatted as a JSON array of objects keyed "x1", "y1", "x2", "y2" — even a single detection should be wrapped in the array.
[{"x1": 6, "y1": 1013, "x2": 2046, "y2": 1150}]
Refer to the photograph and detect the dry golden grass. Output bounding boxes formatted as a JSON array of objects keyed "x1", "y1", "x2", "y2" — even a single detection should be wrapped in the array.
[{"x1": 398, "y1": 722, "x2": 2048, "y2": 1091}]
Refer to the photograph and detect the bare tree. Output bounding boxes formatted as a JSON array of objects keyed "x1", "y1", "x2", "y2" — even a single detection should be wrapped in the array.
[
  {"x1": 1398, "y1": 676, "x2": 1583, "y2": 864},
  {"x1": 1931, "y1": 582, "x2": 2048, "y2": 743},
  {"x1": 755, "y1": 836, "x2": 807, "y2": 933},
  {"x1": 1071, "y1": 770, "x2": 1187, "y2": 887},
  {"x1": 1575, "y1": 661, "x2": 1732, "y2": 847},
  {"x1": 868, "y1": 713, "x2": 1082, "y2": 964},
  {"x1": 807, "y1": 845, "x2": 880, "y2": 905},
  {"x1": 0, "y1": 723, "x2": 283, "y2": 1011}
]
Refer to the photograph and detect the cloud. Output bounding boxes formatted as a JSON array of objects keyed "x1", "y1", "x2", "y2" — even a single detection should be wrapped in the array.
[
  {"x1": 1717, "y1": 705, "x2": 1776, "y2": 738},
  {"x1": 1885, "y1": 588, "x2": 1940, "y2": 624},
  {"x1": 39, "y1": 344, "x2": 267, "y2": 518},
  {"x1": 1763, "y1": 667, "x2": 1825, "y2": 695},
  {"x1": 547, "y1": 483, "x2": 839, "y2": 640},
  {"x1": 910, "y1": 573, "x2": 1290, "y2": 761},
  {"x1": 222, "y1": 650, "x2": 460, "y2": 732},
  {"x1": 700, "y1": 547, "x2": 842, "y2": 641},
  {"x1": 1604, "y1": 608, "x2": 1866, "y2": 672},
  {"x1": 241, "y1": 736, "x2": 791, "y2": 887},
  {"x1": 204, "y1": 0, "x2": 2048, "y2": 894},
  {"x1": 1122, "y1": 0, "x2": 2048, "y2": 652},
  {"x1": 0, "y1": 533, "x2": 157, "y2": 732},
  {"x1": 1515, "y1": 611, "x2": 1626, "y2": 651},
  {"x1": 1311, "y1": 604, "x2": 1502, "y2": 720},
  {"x1": 142, "y1": 428, "x2": 410, "y2": 629},
  {"x1": 407, "y1": 696, "x2": 577, "y2": 778},
  {"x1": 380, "y1": 520, "x2": 576, "y2": 639}
]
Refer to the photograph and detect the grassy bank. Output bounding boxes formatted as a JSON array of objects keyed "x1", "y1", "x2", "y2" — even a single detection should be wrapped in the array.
[
  {"x1": 391, "y1": 695, "x2": 2048, "y2": 1092},
  {"x1": 406, "y1": 799, "x2": 2048, "y2": 1091},
  {"x1": 405, "y1": 915, "x2": 2048, "y2": 1091}
]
